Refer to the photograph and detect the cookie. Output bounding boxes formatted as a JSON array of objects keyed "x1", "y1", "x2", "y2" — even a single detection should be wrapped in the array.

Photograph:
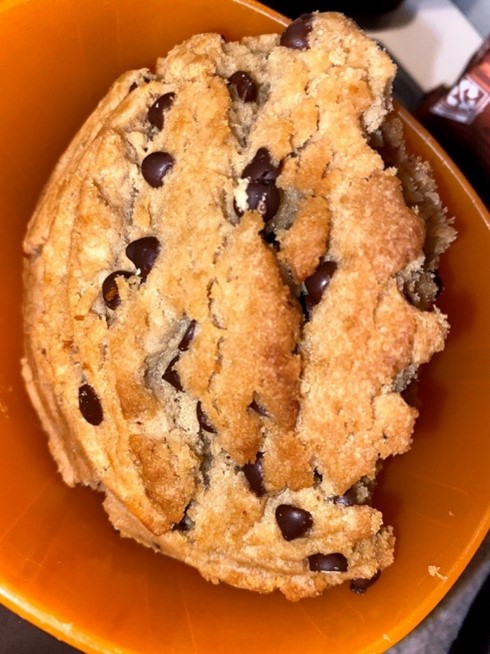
[{"x1": 21, "y1": 12, "x2": 455, "y2": 600}]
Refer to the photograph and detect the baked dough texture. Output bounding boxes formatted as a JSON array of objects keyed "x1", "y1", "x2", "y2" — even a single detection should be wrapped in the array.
[{"x1": 22, "y1": 12, "x2": 454, "y2": 600}]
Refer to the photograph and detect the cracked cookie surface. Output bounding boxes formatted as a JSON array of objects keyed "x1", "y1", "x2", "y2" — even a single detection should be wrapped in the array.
[{"x1": 22, "y1": 12, "x2": 454, "y2": 600}]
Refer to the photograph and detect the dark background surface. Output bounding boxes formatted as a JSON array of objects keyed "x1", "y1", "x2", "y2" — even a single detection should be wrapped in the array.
[{"x1": 0, "y1": 604, "x2": 81, "y2": 654}]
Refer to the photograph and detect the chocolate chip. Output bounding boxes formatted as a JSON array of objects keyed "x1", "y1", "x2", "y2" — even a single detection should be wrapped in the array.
[
  {"x1": 248, "y1": 399, "x2": 268, "y2": 417},
  {"x1": 350, "y1": 570, "x2": 381, "y2": 594},
  {"x1": 148, "y1": 92, "x2": 176, "y2": 130},
  {"x1": 242, "y1": 452, "x2": 265, "y2": 497},
  {"x1": 141, "y1": 151, "x2": 174, "y2": 188},
  {"x1": 228, "y1": 71, "x2": 258, "y2": 103},
  {"x1": 78, "y1": 384, "x2": 103, "y2": 425},
  {"x1": 125, "y1": 236, "x2": 160, "y2": 280},
  {"x1": 162, "y1": 355, "x2": 183, "y2": 392},
  {"x1": 102, "y1": 270, "x2": 133, "y2": 309},
  {"x1": 275, "y1": 504, "x2": 313, "y2": 541},
  {"x1": 304, "y1": 260, "x2": 337, "y2": 306},
  {"x1": 308, "y1": 553, "x2": 348, "y2": 573},
  {"x1": 235, "y1": 148, "x2": 283, "y2": 221},
  {"x1": 178, "y1": 320, "x2": 197, "y2": 352},
  {"x1": 332, "y1": 486, "x2": 359, "y2": 507},
  {"x1": 333, "y1": 478, "x2": 375, "y2": 507},
  {"x1": 280, "y1": 14, "x2": 313, "y2": 50},
  {"x1": 196, "y1": 401, "x2": 216, "y2": 433},
  {"x1": 242, "y1": 148, "x2": 282, "y2": 184},
  {"x1": 239, "y1": 182, "x2": 280, "y2": 222}
]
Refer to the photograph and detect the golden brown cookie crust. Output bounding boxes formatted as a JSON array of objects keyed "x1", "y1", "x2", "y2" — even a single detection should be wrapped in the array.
[{"x1": 22, "y1": 12, "x2": 454, "y2": 600}]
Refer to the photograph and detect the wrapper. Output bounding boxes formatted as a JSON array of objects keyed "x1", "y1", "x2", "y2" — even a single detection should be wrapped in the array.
[{"x1": 417, "y1": 36, "x2": 490, "y2": 207}]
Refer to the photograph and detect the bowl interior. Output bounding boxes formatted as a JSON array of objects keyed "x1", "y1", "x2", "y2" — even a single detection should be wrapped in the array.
[{"x1": 0, "y1": 1, "x2": 489, "y2": 653}]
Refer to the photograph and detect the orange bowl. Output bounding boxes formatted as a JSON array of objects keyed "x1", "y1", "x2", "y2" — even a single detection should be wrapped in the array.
[{"x1": 0, "y1": 1, "x2": 489, "y2": 652}]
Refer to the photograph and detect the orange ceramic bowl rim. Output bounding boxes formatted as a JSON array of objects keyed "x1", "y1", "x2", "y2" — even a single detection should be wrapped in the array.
[{"x1": 0, "y1": 1, "x2": 489, "y2": 653}]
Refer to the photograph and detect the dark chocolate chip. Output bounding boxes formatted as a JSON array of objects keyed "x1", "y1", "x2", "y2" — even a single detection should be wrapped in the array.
[
  {"x1": 178, "y1": 320, "x2": 197, "y2": 352},
  {"x1": 242, "y1": 452, "x2": 265, "y2": 497},
  {"x1": 196, "y1": 401, "x2": 216, "y2": 433},
  {"x1": 162, "y1": 355, "x2": 183, "y2": 392},
  {"x1": 141, "y1": 151, "x2": 174, "y2": 188},
  {"x1": 78, "y1": 384, "x2": 103, "y2": 426},
  {"x1": 249, "y1": 399, "x2": 268, "y2": 417},
  {"x1": 304, "y1": 260, "x2": 337, "y2": 306},
  {"x1": 349, "y1": 570, "x2": 381, "y2": 594},
  {"x1": 275, "y1": 504, "x2": 313, "y2": 541},
  {"x1": 280, "y1": 14, "x2": 313, "y2": 50},
  {"x1": 308, "y1": 553, "x2": 348, "y2": 572},
  {"x1": 148, "y1": 92, "x2": 176, "y2": 130},
  {"x1": 228, "y1": 71, "x2": 258, "y2": 103},
  {"x1": 242, "y1": 148, "x2": 282, "y2": 184},
  {"x1": 333, "y1": 478, "x2": 375, "y2": 507},
  {"x1": 125, "y1": 236, "x2": 161, "y2": 280},
  {"x1": 102, "y1": 270, "x2": 133, "y2": 310},
  {"x1": 332, "y1": 486, "x2": 359, "y2": 507},
  {"x1": 243, "y1": 182, "x2": 281, "y2": 222}
]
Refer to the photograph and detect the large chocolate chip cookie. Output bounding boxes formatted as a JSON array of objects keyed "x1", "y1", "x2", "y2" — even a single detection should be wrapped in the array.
[{"x1": 22, "y1": 12, "x2": 455, "y2": 599}]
